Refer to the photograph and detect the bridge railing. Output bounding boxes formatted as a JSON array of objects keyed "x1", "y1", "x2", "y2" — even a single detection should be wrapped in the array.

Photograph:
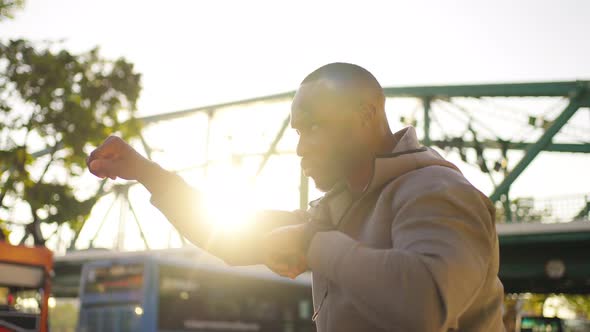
[{"x1": 495, "y1": 193, "x2": 590, "y2": 223}]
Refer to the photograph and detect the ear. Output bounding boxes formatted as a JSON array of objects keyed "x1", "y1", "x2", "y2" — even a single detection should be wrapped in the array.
[{"x1": 359, "y1": 102, "x2": 376, "y2": 127}]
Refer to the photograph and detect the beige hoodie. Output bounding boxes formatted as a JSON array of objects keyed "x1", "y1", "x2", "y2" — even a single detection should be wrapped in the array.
[
  {"x1": 150, "y1": 126, "x2": 505, "y2": 332},
  {"x1": 304, "y1": 126, "x2": 505, "y2": 331}
]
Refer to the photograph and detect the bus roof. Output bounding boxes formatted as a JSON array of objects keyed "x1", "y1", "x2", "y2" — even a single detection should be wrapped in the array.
[
  {"x1": 71, "y1": 247, "x2": 311, "y2": 287},
  {"x1": 496, "y1": 221, "x2": 590, "y2": 236},
  {"x1": 152, "y1": 254, "x2": 312, "y2": 287},
  {"x1": 55, "y1": 247, "x2": 203, "y2": 263}
]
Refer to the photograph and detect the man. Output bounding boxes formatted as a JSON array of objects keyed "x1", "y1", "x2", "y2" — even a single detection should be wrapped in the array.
[{"x1": 87, "y1": 63, "x2": 505, "y2": 331}]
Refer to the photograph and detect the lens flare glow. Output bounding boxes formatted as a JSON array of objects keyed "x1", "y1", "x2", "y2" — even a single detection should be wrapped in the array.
[{"x1": 201, "y1": 182, "x2": 256, "y2": 231}]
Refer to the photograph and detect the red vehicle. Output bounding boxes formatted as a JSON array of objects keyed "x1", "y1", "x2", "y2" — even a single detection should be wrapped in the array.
[{"x1": 0, "y1": 241, "x2": 53, "y2": 332}]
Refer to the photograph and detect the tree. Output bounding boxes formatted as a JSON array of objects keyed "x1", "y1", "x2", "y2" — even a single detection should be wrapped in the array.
[
  {"x1": 0, "y1": 38, "x2": 142, "y2": 245},
  {"x1": 562, "y1": 295, "x2": 590, "y2": 319},
  {"x1": 0, "y1": 0, "x2": 23, "y2": 21}
]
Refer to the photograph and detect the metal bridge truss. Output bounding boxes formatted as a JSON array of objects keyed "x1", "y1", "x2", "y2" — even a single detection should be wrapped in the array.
[{"x1": 15, "y1": 81, "x2": 590, "y2": 253}]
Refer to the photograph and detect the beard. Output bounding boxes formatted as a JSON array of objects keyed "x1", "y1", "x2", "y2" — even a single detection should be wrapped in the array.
[{"x1": 309, "y1": 172, "x2": 340, "y2": 192}]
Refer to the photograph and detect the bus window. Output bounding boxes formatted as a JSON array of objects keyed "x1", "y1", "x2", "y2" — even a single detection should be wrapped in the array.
[
  {"x1": 78, "y1": 263, "x2": 145, "y2": 332},
  {"x1": 83, "y1": 264, "x2": 143, "y2": 295},
  {"x1": 158, "y1": 265, "x2": 265, "y2": 331},
  {"x1": 157, "y1": 265, "x2": 314, "y2": 332},
  {"x1": 298, "y1": 299, "x2": 312, "y2": 321}
]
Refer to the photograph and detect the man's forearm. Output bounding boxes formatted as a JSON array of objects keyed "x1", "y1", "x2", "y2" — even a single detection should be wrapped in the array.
[
  {"x1": 136, "y1": 160, "x2": 172, "y2": 195},
  {"x1": 145, "y1": 166, "x2": 306, "y2": 265}
]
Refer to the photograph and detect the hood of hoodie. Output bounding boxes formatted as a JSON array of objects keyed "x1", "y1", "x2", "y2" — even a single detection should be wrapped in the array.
[
  {"x1": 315, "y1": 126, "x2": 462, "y2": 226},
  {"x1": 366, "y1": 126, "x2": 461, "y2": 193}
]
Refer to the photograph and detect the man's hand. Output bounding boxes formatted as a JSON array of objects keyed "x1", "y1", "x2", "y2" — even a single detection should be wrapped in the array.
[
  {"x1": 263, "y1": 224, "x2": 309, "y2": 279},
  {"x1": 87, "y1": 136, "x2": 153, "y2": 181}
]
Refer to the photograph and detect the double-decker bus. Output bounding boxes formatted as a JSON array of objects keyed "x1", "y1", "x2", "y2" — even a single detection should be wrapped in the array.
[{"x1": 76, "y1": 253, "x2": 315, "y2": 332}]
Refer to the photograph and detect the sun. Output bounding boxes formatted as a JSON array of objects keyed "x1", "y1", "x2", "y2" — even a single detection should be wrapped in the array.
[{"x1": 199, "y1": 175, "x2": 257, "y2": 232}]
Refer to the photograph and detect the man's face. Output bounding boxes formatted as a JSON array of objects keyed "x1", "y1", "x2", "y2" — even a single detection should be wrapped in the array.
[{"x1": 291, "y1": 80, "x2": 366, "y2": 192}]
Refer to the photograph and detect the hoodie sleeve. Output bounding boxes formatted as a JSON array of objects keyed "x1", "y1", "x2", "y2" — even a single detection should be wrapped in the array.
[
  {"x1": 305, "y1": 183, "x2": 496, "y2": 331},
  {"x1": 149, "y1": 171, "x2": 305, "y2": 265}
]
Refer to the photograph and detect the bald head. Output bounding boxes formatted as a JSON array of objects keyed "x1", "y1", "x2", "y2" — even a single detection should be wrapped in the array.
[{"x1": 300, "y1": 62, "x2": 386, "y2": 113}]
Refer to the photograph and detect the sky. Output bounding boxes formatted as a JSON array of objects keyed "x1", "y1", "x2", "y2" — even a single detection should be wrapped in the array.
[
  {"x1": 2, "y1": 0, "x2": 589, "y2": 251},
  {"x1": 3, "y1": 0, "x2": 590, "y2": 115}
]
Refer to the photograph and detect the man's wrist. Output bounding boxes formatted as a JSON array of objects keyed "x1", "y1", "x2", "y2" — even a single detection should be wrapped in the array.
[{"x1": 137, "y1": 160, "x2": 166, "y2": 194}]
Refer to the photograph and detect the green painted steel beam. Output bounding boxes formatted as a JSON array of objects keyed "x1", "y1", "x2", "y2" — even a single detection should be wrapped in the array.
[
  {"x1": 430, "y1": 140, "x2": 590, "y2": 153},
  {"x1": 499, "y1": 231, "x2": 590, "y2": 245},
  {"x1": 255, "y1": 114, "x2": 291, "y2": 177},
  {"x1": 138, "y1": 132, "x2": 153, "y2": 160},
  {"x1": 490, "y1": 98, "x2": 585, "y2": 202},
  {"x1": 575, "y1": 201, "x2": 590, "y2": 220},
  {"x1": 127, "y1": 198, "x2": 151, "y2": 250},
  {"x1": 140, "y1": 91, "x2": 295, "y2": 124},
  {"x1": 384, "y1": 80, "x2": 590, "y2": 98},
  {"x1": 137, "y1": 81, "x2": 590, "y2": 125}
]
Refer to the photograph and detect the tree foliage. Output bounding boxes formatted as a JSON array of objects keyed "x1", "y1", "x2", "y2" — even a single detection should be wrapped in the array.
[
  {"x1": 504, "y1": 293, "x2": 590, "y2": 330},
  {"x1": 0, "y1": 38, "x2": 141, "y2": 244},
  {"x1": 562, "y1": 295, "x2": 590, "y2": 319},
  {"x1": 0, "y1": 0, "x2": 23, "y2": 21}
]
